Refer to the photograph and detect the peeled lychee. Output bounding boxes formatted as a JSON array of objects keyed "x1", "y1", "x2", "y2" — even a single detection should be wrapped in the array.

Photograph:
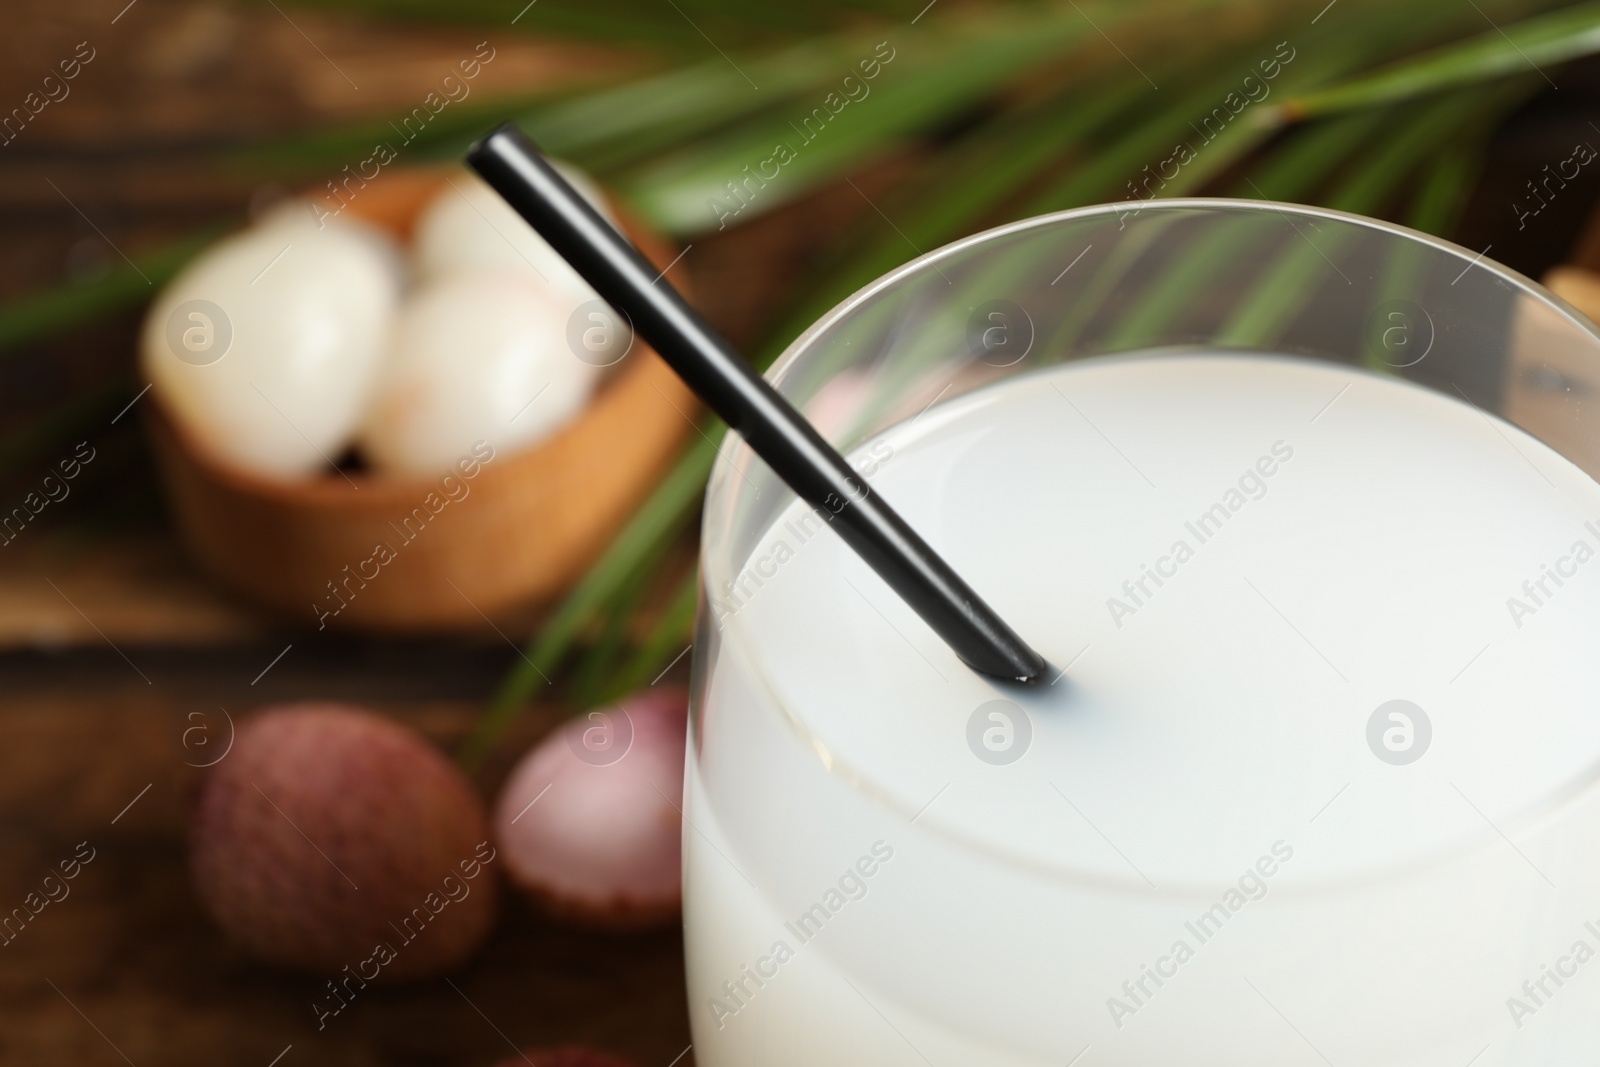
[
  {"x1": 411, "y1": 167, "x2": 614, "y2": 301},
  {"x1": 493, "y1": 690, "x2": 687, "y2": 926},
  {"x1": 359, "y1": 272, "x2": 600, "y2": 477},
  {"x1": 141, "y1": 204, "x2": 400, "y2": 479},
  {"x1": 189, "y1": 703, "x2": 498, "y2": 981}
]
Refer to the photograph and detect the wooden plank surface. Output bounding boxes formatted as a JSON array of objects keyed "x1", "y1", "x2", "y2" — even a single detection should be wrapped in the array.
[{"x1": 0, "y1": 644, "x2": 696, "y2": 1067}]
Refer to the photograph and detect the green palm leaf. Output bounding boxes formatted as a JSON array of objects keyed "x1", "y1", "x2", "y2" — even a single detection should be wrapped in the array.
[
  {"x1": 1267, "y1": 0, "x2": 1600, "y2": 124},
  {"x1": 621, "y1": 9, "x2": 1102, "y2": 233}
]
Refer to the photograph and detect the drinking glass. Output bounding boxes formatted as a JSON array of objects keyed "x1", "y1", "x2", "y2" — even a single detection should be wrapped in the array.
[{"x1": 685, "y1": 199, "x2": 1600, "y2": 1066}]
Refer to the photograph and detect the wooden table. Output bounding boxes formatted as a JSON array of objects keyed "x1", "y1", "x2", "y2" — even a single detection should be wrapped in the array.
[{"x1": 0, "y1": 637, "x2": 698, "y2": 1067}]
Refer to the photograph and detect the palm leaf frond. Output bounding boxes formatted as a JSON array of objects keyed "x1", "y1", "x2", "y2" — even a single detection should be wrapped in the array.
[{"x1": 1268, "y1": 0, "x2": 1600, "y2": 124}]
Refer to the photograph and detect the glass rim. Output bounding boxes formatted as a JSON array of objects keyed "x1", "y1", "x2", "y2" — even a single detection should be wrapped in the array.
[
  {"x1": 699, "y1": 196, "x2": 1600, "y2": 901},
  {"x1": 762, "y1": 197, "x2": 1600, "y2": 390}
]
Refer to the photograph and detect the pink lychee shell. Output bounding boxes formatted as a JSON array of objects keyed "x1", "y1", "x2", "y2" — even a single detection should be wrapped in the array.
[{"x1": 493, "y1": 689, "x2": 687, "y2": 925}]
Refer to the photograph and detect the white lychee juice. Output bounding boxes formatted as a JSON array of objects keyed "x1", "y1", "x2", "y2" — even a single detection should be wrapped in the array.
[{"x1": 686, "y1": 352, "x2": 1600, "y2": 1066}]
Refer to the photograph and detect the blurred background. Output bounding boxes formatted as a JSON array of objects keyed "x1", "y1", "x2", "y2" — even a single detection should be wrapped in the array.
[{"x1": 6, "y1": 0, "x2": 1600, "y2": 1064}]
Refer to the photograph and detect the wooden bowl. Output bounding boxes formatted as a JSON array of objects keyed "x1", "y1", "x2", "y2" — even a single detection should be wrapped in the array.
[{"x1": 146, "y1": 167, "x2": 696, "y2": 633}]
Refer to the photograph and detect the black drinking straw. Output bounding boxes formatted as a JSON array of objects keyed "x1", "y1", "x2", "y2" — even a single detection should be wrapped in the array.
[{"x1": 468, "y1": 123, "x2": 1047, "y2": 684}]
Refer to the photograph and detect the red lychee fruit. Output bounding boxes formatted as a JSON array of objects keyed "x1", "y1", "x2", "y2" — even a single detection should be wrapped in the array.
[
  {"x1": 189, "y1": 702, "x2": 498, "y2": 981},
  {"x1": 493, "y1": 1047, "x2": 637, "y2": 1067}
]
